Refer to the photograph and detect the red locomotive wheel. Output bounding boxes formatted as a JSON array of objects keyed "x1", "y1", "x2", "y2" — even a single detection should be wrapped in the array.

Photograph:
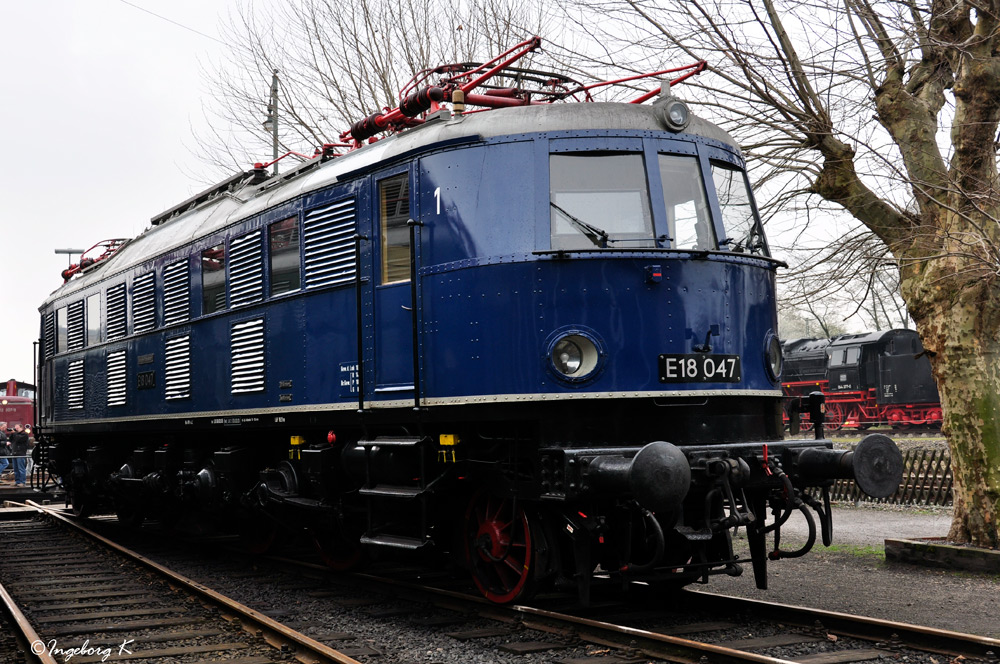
[
  {"x1": 238, "y1": 517, "x2": 280, "y2": 555},
  {"x1": 311, "y1": 527, "x2": 364, "y2": 572},
  {"x1": 824, "y1": 403, "x2": 844, "y2": 431},
  {"x1": 465, "y1": 492, "x2": 538, "y2": 604}
]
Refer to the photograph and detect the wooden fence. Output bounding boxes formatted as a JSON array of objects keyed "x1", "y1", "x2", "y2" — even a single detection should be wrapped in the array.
[{"x1": 830, "y1": 448, "x2": 953, "y2": 506}]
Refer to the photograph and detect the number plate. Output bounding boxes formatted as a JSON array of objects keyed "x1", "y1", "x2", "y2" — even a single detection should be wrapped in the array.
[{"x1": 658, "y1": 354, "x2": 742, "y2": 383}]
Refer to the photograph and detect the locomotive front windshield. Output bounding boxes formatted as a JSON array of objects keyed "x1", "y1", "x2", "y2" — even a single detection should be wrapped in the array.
[
  {"x1": 549, "y1": 151, "x2": 767, "y2": 255},
  {"x1": 550, "y1": 153, "x2": 655, "y2": 250}
]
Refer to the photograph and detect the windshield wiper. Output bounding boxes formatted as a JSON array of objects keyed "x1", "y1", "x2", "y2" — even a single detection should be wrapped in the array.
[{"x1": 550, "y1": 202, "x2": 609, "y2": 248}]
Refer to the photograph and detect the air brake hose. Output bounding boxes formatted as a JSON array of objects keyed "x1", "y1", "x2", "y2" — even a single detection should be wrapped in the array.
[
  {"x1": 620, "y1": 507, "x2": 665, "y2": 574},
  {"x1": 768, "y1": 504, "x2": 817, "y2": 559},
  {"x1": 756, "y1": 469, "x2": 796, "y2": 535},
  {"x1": 752, "y1": 462, "x2": 818, "y2": 559},
  {"x1": 802, "y1": 487, "x2": 834, "y2": 547}
]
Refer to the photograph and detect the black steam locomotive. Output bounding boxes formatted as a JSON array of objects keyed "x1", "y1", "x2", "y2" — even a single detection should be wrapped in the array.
[
  {"x1": 782, "y1": 329, "x2": 942, "y2": 430},
  {"x1": 35, "y1": 39, "x2": 902, "y2": 604}
]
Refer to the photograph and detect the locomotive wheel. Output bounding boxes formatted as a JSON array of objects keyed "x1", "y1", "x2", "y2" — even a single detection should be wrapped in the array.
[
  {"x1": 238, "y1": 514, "x2": 280, "y2": 554},
  {"x1": 311, "y1": 527, "x2": 364, "y2": 571},
  {"x1": 824, "y1": 403, "x2": 844, "y2": 431},
  {"x1": 465, "y1": 492, "x2": 540, "y2": 604},
  {"x1": 68, "y1": 480, "x2": 95, "y2": 518},
  {"x1": 114, "y1": 497, "x2": 145, "y2": 528}
]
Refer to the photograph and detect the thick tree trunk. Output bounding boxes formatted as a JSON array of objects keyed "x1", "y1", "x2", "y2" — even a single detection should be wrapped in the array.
[{"x1": 903, "y1": 273, "x2": 1000, "y2": 549}]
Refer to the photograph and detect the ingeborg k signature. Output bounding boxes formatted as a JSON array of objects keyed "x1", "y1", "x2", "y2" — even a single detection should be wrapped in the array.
[{"x1": 31, "y1": 638, "x2": 134, "y2": 662}]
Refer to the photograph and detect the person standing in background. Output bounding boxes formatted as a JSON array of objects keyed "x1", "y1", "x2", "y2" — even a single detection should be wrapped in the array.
[
  {"x1": 0, "y1": 422, "x2": 10, "y2": 482},
  {"x1": 24, "y1": 425, "x2": 34, "y2": 476},
  {"x1": 9, "y1": 424, "x2": 29, "y2": 487}
]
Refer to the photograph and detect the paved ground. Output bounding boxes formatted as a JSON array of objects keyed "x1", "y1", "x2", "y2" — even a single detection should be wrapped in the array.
[
  {"x1": 714, "y1": 503, "x2": 1000, "y2": 638},
  {"x1": 771, "y1": 502, "x2": 954, "y2": 545}
]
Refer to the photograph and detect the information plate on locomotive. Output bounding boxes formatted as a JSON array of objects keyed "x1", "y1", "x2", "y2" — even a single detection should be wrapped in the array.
[{"x1": 658, "y1": 354, "x2": 742, "y2": 383}]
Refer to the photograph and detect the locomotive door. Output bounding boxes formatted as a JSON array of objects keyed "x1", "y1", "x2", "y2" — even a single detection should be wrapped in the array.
[{"x1": 366, "y1": 166, "x2": 419, "y2": 397}]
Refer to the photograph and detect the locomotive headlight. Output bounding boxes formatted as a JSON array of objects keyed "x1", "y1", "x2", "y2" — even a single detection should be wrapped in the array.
[
  {"x1": 765, "y1": 332, "x2": 783, "y2": 382},
  {"x1": 660, "y1": 97, "x2": 691, "y2": 132},
  {"x1": 547, "y1": 331, "x2": 603, "y2": 382},
  {"x1": 553, "y1": 338, "x2": 583, "y2": 375}
]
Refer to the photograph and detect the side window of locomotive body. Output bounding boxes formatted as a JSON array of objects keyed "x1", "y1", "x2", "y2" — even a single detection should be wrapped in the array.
[
  {"x1": 380, "y1": 174, "x2": 411, "y2": 284},
  {"x1": 845, "y1": 347, "x2": 861, "y2": 365},
  {"x1": 201, "y1": 243, "x2": 227, "y2": 314},
  {"x1": 711, "y1": 162, "x2": 767, "y2": 255},
  {"x1": 549, "y1": 153, "x2": 655, "y2": 250},
  {"x1": 86, "y1": 293, "x2": 101, "y2": 346},
  {"x1": 56, "y1": 307, "x2": 67, "y2": 353},
  {"x1": 269, "y1": 217, "x2": 300, "y2": 296},
  {"x1": 658, "y1": 154, "x2": 714, "y2": 250}
]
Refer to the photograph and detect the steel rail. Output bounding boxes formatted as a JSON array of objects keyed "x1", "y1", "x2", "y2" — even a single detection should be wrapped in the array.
[
  {"x1": 0, "y1": 577, "x2": 59, "y2": 664},
  {"x1": 302, "y1": 555, "x2": 1000, "y2": 664},
  {"x1": 341, "y1": 567, "x2": 800, "y2": 663},
  {"x1": 514, "y1": 604, "x2": 798, "y2": 664},
  {"x1": 23, "y1": 501, "x2": 361, "y2": 664},
  {"x1": 685, "y1": 589, "x2": 1000, "y2": 660}
]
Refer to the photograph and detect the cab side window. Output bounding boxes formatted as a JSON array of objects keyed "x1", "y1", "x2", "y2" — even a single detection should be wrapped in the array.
[
  {"x1": 380, "y1": 174, "x2": 411, "y2": 284},
  {"x1": 711, "y1": 162, "x2": 767, "y2": 255}
]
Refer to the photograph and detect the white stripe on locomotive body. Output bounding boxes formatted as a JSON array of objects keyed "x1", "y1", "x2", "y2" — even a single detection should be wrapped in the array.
[{"x1": 45, "y1": 388, "x2": 784, "y2": 428}]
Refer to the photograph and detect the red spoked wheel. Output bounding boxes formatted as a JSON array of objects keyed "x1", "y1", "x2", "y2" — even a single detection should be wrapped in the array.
[
  {"x1": 824, "y1": 403, "x2": 844, "y2": 431},
  {"x1": 465, "y1": 492, "x2": 538, "y2": 604},
  {"x1": 311, "y1": 527, "x2": 364, "y2": 572},
  {"x1": 238, "y1": 515, "x2": 280, "y2": 555}
]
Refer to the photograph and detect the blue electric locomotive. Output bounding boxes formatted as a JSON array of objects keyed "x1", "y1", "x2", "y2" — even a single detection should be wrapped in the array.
[{"x1": 36, "y1": 39, "x2": 902, "y2": 604}]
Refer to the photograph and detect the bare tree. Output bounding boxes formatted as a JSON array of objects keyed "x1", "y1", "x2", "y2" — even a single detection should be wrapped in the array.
[
  {"x1": 778, "y1": 299, "x2": 849, "y2": 338},
  {"x1": 196, "y1": 0, "x2": 553, "y2": 177},
  {"x1": 780, "y1": 240, "x2": 912, "y2": 333},
  {"x1": 556, "y1": 0, "x2": 1000, "y2": 547}
]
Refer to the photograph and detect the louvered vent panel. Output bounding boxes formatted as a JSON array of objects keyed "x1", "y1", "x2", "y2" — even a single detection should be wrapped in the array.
[
  {"x1": 66, "y1": 301, "x2": 85, "y2": 351},
  {"x1": 304, "y1": 199, "x2": 356, "y2": 288},
  {"x1": 162, "y1": 261, "x2": 190, "y2": 325},
  {"x1": 67, "y1": 359, "x2": 84, "y2": 410},
  {"x1": 231, "y1": 319, "x2": 265, "y2": 393},
  {"x1": 106, "y1": 284, "x2": 127, "y2": 341},
  {"x1": 132, "y1": 272, "x2": 156, "y2": 333},
  {"x1": 164, "y1": 335, "x2": 191, "y2": 400},
  {"x1": 43, "y1": 312, "x2": 55, "y2": 359},
  {"x1": 230, "y1": 231, "x2": 263, "y2": 306},
  {"x1": 106, "y1": 350, "x2": 127, "y2": 407}
]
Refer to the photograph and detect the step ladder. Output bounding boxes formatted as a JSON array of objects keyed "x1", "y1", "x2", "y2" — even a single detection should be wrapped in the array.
[{"x1": 357, "y1": 436, "x2": 435, "y2": 551}]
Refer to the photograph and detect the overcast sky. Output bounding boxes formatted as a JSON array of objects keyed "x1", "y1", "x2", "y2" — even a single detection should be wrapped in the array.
[{"x1": 0, "y1": 1, "x2": 243, "y2": 383}]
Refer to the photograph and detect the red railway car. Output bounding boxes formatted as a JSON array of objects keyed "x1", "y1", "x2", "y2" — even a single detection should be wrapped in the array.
[
  {"x1": 2, "y1": 379, "x2": 35, "y2": 430},
  {"x1": 782, "y1": 330, "x2": 942, "y2": 430}
]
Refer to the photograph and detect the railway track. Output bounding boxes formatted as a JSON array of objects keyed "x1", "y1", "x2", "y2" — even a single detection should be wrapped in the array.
[
  {"x1": 5, "y1": 502, "x2": 997, "y2": 664},
  {"x1": 0, "y1": 504, "x2": 359, "y2": 664}
]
